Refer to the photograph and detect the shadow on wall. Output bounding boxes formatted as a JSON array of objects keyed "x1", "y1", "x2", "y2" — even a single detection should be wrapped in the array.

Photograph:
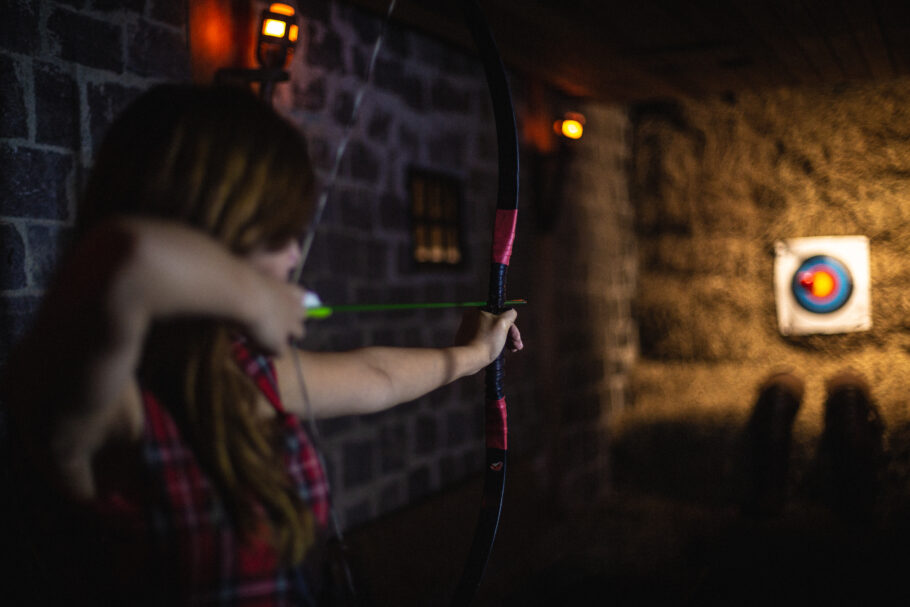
[
  {"x1": 611, "y1": 371, "x2": 910, "y2": 520},
  {"x1": 542, "y1": 371, "x2": 910, "y2": 605},
  {"x1": 623, "y1": 77, "x2": 910, "y2": 510}
]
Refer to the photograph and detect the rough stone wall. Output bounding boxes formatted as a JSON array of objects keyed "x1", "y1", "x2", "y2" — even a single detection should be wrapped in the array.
[
  {"x1": 1, "y1": 0, "x2": 189, "y2": 369},
  {"x1": 530, "y1": 102, "x2": 637, "y2": 504},
  {"x1": 623, "y1": 80, "x2": 910, "y2": 510},
  {"x1": 0, "y1": 0, "x2": 527, "y2": 530},
  {"x1": 3, "y1": 0, "x2": 636, "y2": 531}
]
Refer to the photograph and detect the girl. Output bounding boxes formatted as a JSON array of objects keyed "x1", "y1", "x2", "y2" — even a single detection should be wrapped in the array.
[{"x1": 3, "y1": 84, "x2": 521, "y2": 604}]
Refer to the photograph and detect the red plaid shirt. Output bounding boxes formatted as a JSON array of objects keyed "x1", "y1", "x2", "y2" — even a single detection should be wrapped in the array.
[{"x1": 135, "y1": 341, "x2": 330, "y2": 605}]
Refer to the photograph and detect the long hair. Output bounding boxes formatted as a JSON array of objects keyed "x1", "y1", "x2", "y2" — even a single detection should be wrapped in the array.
[{"x1": 81, "y1": 84, "x2": 316, "y2": 564}]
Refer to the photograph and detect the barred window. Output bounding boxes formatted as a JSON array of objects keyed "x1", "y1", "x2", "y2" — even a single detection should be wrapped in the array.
[{"x1": 409, "y1": 169, "x2": 464, "y2": 267}]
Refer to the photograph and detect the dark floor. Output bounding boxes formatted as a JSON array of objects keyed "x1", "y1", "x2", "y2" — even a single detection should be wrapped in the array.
[
  {"x1": 347, "y1": 461, "x2": 910, "y2": 606},
  {"x1": 493, "y1": 494, "x2": 910, "y2": 606}
]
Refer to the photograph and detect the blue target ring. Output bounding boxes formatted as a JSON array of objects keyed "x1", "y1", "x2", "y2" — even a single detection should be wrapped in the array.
[{"x1": 791, "y1": 255, "x2": 853, "y2": 314}]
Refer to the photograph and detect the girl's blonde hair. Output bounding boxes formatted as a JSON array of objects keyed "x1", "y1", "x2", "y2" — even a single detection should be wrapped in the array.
[{"x1": 82, "y1": 84, "x2": 316, "y2": 564}]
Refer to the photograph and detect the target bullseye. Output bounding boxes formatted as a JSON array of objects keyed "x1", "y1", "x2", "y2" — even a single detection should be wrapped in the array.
[{"x1": 791, "y1": 255, "x2": 853, "y2": 314}]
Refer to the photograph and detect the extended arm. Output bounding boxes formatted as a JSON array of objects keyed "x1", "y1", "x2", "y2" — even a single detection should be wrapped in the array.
[{"x1": 274, "y1": 309, "x2": 522, "y2": 418}]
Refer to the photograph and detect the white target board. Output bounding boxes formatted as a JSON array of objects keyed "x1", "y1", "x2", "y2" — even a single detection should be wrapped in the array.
[{"x1": 773, "y1": 236, "x2": 871, "y2": 336}]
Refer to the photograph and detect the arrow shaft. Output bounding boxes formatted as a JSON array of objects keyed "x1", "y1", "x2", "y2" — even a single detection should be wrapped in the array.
[{"x1": 306, "y1": 299, "x2": 526, "y2": 319}]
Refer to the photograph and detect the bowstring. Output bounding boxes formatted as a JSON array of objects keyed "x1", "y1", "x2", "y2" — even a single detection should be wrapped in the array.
[
  {"x1": 287, "y1": 0, "x2": 398, "y2": 593},
  {"x1": 292, "y1": 0, "x2": 399, "y2": 284}
]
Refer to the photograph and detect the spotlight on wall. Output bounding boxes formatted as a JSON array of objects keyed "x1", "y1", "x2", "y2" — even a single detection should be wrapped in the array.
[
  {"x1": 554, "y1": 112, "x2": 585, "y2": 140},
  {"x1": 215, "y1": 2, "x2": 299, "y2": 105}
]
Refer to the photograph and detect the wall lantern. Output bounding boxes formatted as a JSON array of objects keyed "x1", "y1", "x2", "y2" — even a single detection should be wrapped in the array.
[
  {"x1": 215, "y1": 2, "x2": 299, "y2": 104},
  {"x1": 258, "y1": 3, "x2": 299, "y2": 70},
  {"x1": 554, "y1": 112, "x2": 585, "y2": 140}
]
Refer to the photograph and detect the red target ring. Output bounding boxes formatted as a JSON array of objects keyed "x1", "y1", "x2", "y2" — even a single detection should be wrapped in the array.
[{"x1": 791, "y1": 255, "x2": 853, "y2": 314}]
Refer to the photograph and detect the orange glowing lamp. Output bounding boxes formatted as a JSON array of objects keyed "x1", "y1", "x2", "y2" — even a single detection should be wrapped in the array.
[
  {"x1": 258, "y1": 3, "x2": 298, "y2": 70},
  {"x1": 262, "y1": 18, "x2": 286, "y2": 39},
  {"x1": 554, "y1": 112, "x2": 585, "y2": 140}
]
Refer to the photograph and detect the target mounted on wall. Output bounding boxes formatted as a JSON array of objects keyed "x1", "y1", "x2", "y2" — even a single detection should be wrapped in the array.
[{"x1": 774, "y1": 236, "x2": 871, "y2": 336}]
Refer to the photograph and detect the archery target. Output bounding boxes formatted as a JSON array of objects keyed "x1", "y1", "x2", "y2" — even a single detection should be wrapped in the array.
[
  {"x1": 774, "y1": 236, "x2": 871, "y2": 336},
  {"x1": 791, "y1": 255, "x2": 853, "y2": 314}
]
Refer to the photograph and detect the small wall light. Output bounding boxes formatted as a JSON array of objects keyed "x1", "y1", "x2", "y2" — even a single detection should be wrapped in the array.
[
  {"x1": 554, "y1": 112, "x2": 585, "y2": 140},
  {"x1": 258, "y1": 3, "x2": 299, "y2": 70},
  {"x1": 215, "y1": 2, "x2": 299, "y2": 105}
]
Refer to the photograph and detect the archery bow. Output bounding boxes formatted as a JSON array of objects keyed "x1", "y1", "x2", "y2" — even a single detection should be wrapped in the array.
[
  {"x1": 286, "y1": 2, "x2": 400, "y2": 601},
  {"x1": 286, "y1": 1, "x2": 518, "y2": 603},
  {"x1": 450, "y1": 1, "x2": 520, "y2": 605}
]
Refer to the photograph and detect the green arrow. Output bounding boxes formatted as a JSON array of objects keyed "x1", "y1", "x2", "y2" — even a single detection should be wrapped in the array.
[{"x1": 306, "y1": 298, "x2": 527, "y2": 319}]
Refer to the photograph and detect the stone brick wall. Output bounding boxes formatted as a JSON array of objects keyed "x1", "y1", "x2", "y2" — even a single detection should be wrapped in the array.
[
  {"x1": 274, "y1": 4, "x2": 543, "y2": 527},
  {"x1": 623, "y1": 80, "x2": 910, "y2": 511},
  {"x1": 527, "y1": 103, "x2": 636, "y2": 505},
  {"x1": 1, "y1": 0, "x2": 637, "y2": 530},
  {"x1": 1, "y1": 0, "x2": 189, "y2": 368}
]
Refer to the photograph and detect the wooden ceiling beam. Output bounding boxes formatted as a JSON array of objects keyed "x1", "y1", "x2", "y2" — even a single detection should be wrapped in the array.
[
  {"x1": 775, "y1": 0, "x2": 848, "y2": 83},
  {"x1": 663, "y1": 0, "x2": 798, "y2": 93},
  {"x1": 873, "y1": 0, "x2": 910, "y2": 77},
  {"x1": 335, "y1": 0, "x2": 907, "y2": 103},
  {"x1": 338, "y1": 0, "x2": 690, "y2": 100},
  {"x1": 843, "y1": 0, "x2": 895, "y2": 80},
  {"x1": 735, "y1": 0, "x2": 824, "y2": 88},
  {"x1": 801, "y1": 0, "x2": 869, "y2": 81},
  {"x1": 483, "y1": 0, "x2": 692, "y2": 101}
]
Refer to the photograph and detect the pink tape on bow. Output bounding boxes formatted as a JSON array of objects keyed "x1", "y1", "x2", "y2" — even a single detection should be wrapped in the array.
[
  {"x1": 485, "y1": 397, "x2": 508, "y2": 450},
  {"x1": 491, "y1": 209, "x2": 517, "y2": 266}
]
